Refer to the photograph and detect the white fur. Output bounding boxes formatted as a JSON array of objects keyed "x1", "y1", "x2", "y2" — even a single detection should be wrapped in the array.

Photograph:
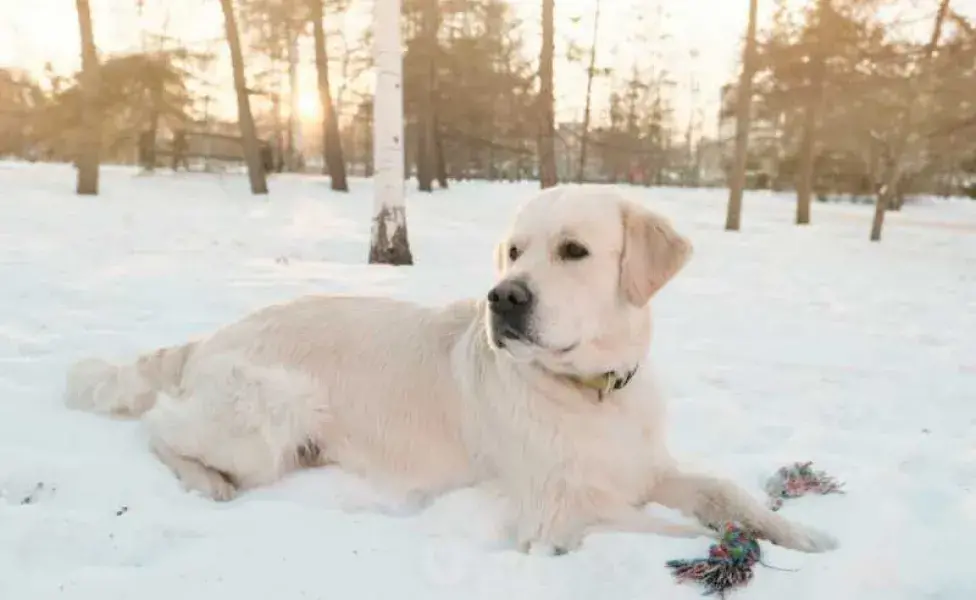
[{"x1": 64, "y1": 185, "x2": 838, "y2": 555}]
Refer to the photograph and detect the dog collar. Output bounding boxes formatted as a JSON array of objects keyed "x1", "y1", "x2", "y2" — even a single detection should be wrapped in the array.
[{"x1": 571, "y1": 365, "x2": 638, "y2": 400}]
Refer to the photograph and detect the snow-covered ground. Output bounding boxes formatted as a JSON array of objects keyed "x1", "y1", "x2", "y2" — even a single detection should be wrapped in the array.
[{"x1": 1, "y1": 161, "x2": 975, "y2": 600}]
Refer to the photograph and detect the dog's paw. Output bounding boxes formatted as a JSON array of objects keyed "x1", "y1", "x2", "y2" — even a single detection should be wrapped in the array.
[
  {"x1": 517, "y1": 540, "x2": 569, "y2": 557},
  {"x1": 774, "y1": 523, "x2": 839, "y2": 553},
  {"x1": 176, "y1": 465, "x2": 238, "y2": 502},
  {"x1": 515, "y1": 530, "x2": 579, "y2": 556},
  {"x1": 201, "y1": 476, "x2": 238, "y2": 502}
]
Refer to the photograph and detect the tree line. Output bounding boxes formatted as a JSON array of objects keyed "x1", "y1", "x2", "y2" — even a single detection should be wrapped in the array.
[
  {"x1": 725, "y1": 0, "x2": 976, "y2": 240},
  {"x1": 3, "y1": 0, "x2": 692, "y2": 194},
  {"x1": 0, "y1": 0, "x2": 972, "y2": 252}
]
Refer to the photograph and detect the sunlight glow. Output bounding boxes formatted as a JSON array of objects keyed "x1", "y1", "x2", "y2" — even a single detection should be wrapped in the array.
[{"x1": 298, "y1": 91, "x2": 321, "y2": 121}]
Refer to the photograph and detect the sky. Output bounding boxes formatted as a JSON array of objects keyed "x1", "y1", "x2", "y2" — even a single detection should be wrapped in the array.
[{"x1": 1, "y1": 0, "x2": 973, "y2": 139}]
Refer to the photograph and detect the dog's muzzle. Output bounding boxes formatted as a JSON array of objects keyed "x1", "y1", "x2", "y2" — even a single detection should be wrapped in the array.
[{"x1": 487, "y1": 278, "x2": 534, "y2": 345}]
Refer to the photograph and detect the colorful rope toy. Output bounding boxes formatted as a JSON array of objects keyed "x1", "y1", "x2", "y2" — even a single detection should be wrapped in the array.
[
  {"x1": 764, "y1": 461, "x2": 844, "y2": 510},
  {"x1": 666, "y1": 461, "x2": 843, "y2": 598}
]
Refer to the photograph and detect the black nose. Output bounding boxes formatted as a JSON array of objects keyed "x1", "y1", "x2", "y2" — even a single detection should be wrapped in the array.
[{"x1": 487, "y1": 279, "x2": 533, "y2": 316}]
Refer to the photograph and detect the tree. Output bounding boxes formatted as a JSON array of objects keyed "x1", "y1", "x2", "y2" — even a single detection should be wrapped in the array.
[
  {"x1": 309, "y1": 0, "x2": 348, "y2": 190},
  {"x1": 415, "y1": 0, "x2": 439, "y2": 192},
  {"x1": 0, "y1": 70, "x2": 45, "y2": 158},
  {"x1": 576, "y1": 0, "x2": 603, "y2": 183},
  {"x1": 916, "y1": 12, "x2": 976, "y2": 195},
  {"x1": 29, "y1": 52, "x2": 200, "y2": 166},
  {"x1": 538, "y1": 0, "x2": 557, "y2": 188},
  {"x1": 238, "y1": 0, "x2": 307, "y2": 172},
  {"x1": 219, "y1": 0, "x2": 269, "y2": 194},
  {"x1": 751, "y1": 0, "x2": 976, "y2": 219},
  {"x1": 795, "y1": 0, "x2": 829, "y2": 225},
  {"x1": 588, "y1": 62, "x2": 674, "y2": 186},
  {"x1": 369, "y1": 0, "x2": 413, "y2": 265},
  {"x1": 870, "y1": 0, "x2": 951, "y2": 241},
  {"x1": 756, "y1": 0, "x2": 901, "y2": 200},
  {"x1": 74, "y1": 0, "x2": 101, "y2": 195},
  {"x1": 725, "y1": 0, "x2": 759, "y2": 231},
  {"x1": 130, "y1": 50, "x2": 207, "y2": 171},
  {"x1": 397, "y1": 0, "x2": 536, "y2": 181}
]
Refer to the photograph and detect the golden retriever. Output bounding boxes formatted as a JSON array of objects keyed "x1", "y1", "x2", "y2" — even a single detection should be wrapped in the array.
[{"x1": 64, "y1": 185, "x2": 837, "y2": 555}]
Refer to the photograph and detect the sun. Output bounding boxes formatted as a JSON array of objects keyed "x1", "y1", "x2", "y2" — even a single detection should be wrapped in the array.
[{"x1": 298, "y1": 92, "x2": 321, "y2": 120}]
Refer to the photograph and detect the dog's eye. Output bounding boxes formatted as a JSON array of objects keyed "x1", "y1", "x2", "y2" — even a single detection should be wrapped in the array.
[
  {"x1": 508, "y1": 245, "x2": 522, "y2": 262},
  {"x1": 558, "y1": 241, "x2": 589, "y2": 261}
]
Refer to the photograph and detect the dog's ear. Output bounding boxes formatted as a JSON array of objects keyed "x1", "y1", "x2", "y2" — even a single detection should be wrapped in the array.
[{"x1": 619, "y1": 203, "x2": 693, "y2": 306}]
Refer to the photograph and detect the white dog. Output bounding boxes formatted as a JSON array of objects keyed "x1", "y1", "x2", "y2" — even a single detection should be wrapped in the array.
[{"x1": 64, "y1": 185, "x2": 837, "y2": 555}]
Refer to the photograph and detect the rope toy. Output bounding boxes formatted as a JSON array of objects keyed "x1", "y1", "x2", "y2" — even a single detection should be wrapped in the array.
[{"x1": 666, "y1": 461, "x2": 844, "y2": 598}]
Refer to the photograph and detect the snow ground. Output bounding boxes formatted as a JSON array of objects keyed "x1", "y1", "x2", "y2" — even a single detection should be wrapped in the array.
[{"x1": 1, "y1": 161, "x2": 975, "y2": 600}]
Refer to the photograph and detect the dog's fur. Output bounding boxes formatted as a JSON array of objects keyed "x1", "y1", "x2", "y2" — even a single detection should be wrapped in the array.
[{"x1": 64, "y1": 185, "x2": 837, "y2": 555}]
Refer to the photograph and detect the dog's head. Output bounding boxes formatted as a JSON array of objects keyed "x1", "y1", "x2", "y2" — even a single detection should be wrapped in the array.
[{"x1": 485, "y1": 186, "x2": 692, "y2": 376}]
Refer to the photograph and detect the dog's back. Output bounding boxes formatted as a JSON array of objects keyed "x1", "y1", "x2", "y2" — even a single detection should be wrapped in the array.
[{"x1": 64, "y1": 294, "x2": 482, "y2": 498}]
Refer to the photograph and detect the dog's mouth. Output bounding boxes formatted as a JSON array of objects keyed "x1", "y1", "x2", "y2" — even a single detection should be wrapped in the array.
[{"x1": 491, "y1": 321, "x2": 577, "y2": 355}]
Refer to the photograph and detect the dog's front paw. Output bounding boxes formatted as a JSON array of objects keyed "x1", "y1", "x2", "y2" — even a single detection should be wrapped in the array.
[
  {"x1": 772, "y1": 523, "x2": 839, "y2": 553},
  {"x1": 516, "y1": 540, "x2": 568, "y2": 556},
  {"x1": 516, "y1": 533, "x2": 578, "y2": 557},
  {"x1": 175, "y1": 464, "x2": 238, "y2": 502},
  {"x1": 203, "y1": 476, "x2": 238, "y2": 502}
]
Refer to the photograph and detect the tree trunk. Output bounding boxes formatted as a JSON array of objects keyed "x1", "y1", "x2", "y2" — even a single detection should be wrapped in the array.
[
  {"x1": 794, "y1": 78, "x2": 819, "y2": 224},
  {"x1": 219, "y1": 0, "x2": 268, "y2": 195},
  {"x1": 362, "y1": 103, "x2": 374, "y2": 177},
  {"x1": 538, "y1": 0, "x2": 557, "y2": 189},
  {"x1": 272, "y1": 92, "x2": 284, "y2": 173},
  {"x1": 577, "y1": 0, "x2": 602, "y2": 184},
  {"x1": 870, "y1": 182, "x2": 893, "y2": 241},
  {"x1": 434, "y1": 115, "x2": 448, "y2": 188},
  {"x1": 369, "y1": 0, "x2": 413, "y2": 265},
  {"x1": 416, "y1": 0, "x2": 439, "y2": 192},
  {"x1": 74, "y1": 0, "x2": 100, "y2": 195},
  {"x1": 416, "y1": 127, "x2": 432, "y2": 191},
  {"x1": 146, "y1": 78, "x2": 162, "y2": 172},
  {"x1": 310, "y1": 0, "x2": 348, "y2": 191},
  {"x1": 795, "y1": 0, "x2": 827, "y2": 226},
  {"x1": 871, "y1": 0, "x2": 950, "y2": 241},
  {"x1": 724, "y1": 0, "x2": 758, "y2": 231}
]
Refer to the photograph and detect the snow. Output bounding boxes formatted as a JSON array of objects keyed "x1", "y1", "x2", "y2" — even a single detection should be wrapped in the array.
[{"x1": 1, "y1": 161, "x2": 975, "y2": 600}]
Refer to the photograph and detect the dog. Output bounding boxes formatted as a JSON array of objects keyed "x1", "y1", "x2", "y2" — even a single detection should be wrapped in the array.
[{"x1": 64, "y1": 185, "x2": 837, "y2": 555}]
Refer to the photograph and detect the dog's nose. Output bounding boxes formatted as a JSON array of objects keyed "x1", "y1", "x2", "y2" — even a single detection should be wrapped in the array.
[{"x1": 487, "y1": 279, "x2": 533, "y2": 316}]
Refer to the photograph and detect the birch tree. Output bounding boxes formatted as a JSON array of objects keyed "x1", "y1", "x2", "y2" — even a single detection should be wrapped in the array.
[{"x1": 368, "y1": 0, "x2": 413, "y2": 265}]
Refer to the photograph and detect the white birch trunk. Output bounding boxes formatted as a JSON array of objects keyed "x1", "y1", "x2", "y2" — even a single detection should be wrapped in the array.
[{"x1": 368, "y1": 0, "x2": 413, "y2": 265}]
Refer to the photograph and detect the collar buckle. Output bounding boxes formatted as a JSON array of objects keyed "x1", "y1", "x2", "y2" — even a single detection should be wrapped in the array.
[{"x1": 580, "y1": 365, "x2": 639, "y2": 401}]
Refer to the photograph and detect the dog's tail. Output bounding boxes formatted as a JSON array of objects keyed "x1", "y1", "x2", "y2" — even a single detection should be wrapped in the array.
[{"x1": 64, "y1": 342, "x2": 197, "y2": 418}]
